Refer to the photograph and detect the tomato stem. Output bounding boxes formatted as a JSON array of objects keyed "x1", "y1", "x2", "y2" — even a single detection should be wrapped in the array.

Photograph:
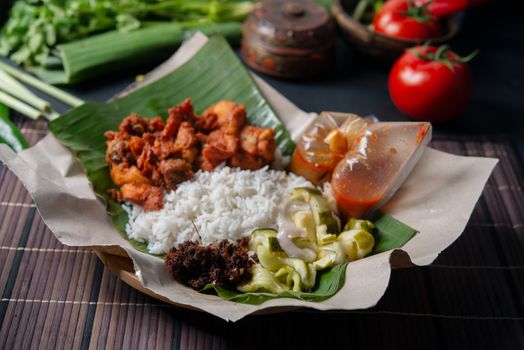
[
  {"x1": 403, "y1": 0, "x2": 435, "y2": 23},
  {"x1": 409, "y1": 44, "x2": 479, "y2": 73}
]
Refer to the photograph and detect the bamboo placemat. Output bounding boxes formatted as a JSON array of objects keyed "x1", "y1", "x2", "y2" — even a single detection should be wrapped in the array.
[{"x1": 1, "y1": 117, "x2": 524, "y2": 349}]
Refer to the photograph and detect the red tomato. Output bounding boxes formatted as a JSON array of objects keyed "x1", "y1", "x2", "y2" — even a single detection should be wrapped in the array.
[
  {"x1": 413, "y1": 0, "x2": 488, "y2": 18},
  {"x1": 388, "y1": 45, "x2": 474, "y2": 122},
  {"x1": 373, "y1": 0, "x2": 442, "y2": 40}
]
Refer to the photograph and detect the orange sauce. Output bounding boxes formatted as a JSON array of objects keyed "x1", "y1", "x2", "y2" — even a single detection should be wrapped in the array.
[
  {"x1": 290, "y1": 147, "x2": 337, "y2": 185},
  {"x1": 332, "y1": 186, "x2": 381, "y2": 220},
  {"x1": 330, "y1": 132, "x2": 396, "y2": 219}
]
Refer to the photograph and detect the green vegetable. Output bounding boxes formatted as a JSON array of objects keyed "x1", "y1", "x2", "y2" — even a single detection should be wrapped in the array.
[
  {"x1": 256, "y1": 244, "x2": 285, "y2": 272},
  {"x1": 207, "y1": 209, "x2": 416, "y2": 304},
  {"x1": 268, "y1": 236, "x2": 283, "y2": 252},
  {"x1": 237, "y1": 264, "x2": 288, "y2": 294},
  {"x1": 344, "y1": 218, "x2": 375, "y2": 232},
  {"x1": 0, "y1": 61, "x2": 83, "y2": 107},
  {"x1": 0, "y1": 91, "x2": 41, "y2": 120},
  {"x1": 203, "y1": 262, "x2": 349, "y2": 305},
  {"x1": 245, "y1": 242, "x2": 317, "y2": 292},
  {"x1": 44, "y1": 21, "x2": 243, "y2": 84},
  {"x1": 314, "y1": 241, "x2": 346, "y2": 269},
  {"x1": 250, "y1": 228, "x2": 279, "y2": 250},
  {"x1": 315, "y1": 223, "x2": 337, "y2": 246},
  {"x1": 0, "y1": 103, "x2": 29, "y2": 152},
  {"x1": 352, "y1": 0, "x2": 385, "y2": 23},
  {"x1": 292, "y1": 187, "x2": 340, "y2": 236},
  {"x1": 1, "y1": 0, "x2": 255, "y2": 84},
  {"x1": 274, "y1": 266, "x2": 301, "y2": 291},
  {"x1": 292, "y1": 210, "x2": 316, "y2": 243},
  {"x1": 0, "y1": 68, "x2": 51, "y2": 112},
  {"x1": 338, "y1": 229, "x2": 375, "y2": 261}
]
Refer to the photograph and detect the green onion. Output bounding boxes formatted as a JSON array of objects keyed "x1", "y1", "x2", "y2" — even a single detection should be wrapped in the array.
[
  {"x1": 0, "y1": 61, "x2": 83, "y2": 107},
  {"x1": 0, "y1": 91, "x2": 42, "y2": 120},
  {"x1": 44, "y1": 111, "x2": 61, "y2": 121},
  {"x1": 0, "y1": 69, "x2": 52, "y2": 112}
]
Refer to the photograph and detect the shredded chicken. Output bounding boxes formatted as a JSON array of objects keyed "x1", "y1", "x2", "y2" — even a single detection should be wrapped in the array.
[
  {"x1": 164, "y1": 238, "x2": 254, "y2": 290},
  {"x1": 105, "y1": 99, "x2": 277, "y2": 210}
]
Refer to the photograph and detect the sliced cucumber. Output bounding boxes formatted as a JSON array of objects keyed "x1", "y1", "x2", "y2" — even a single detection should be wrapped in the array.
[
  {"x1": 250, "y1": 228, "x2": 278, "y2": 251},
  {"x1": 268, "y1": 236, "x2": 284, "y2": 252},
  {"x1": 309, "y1": 195, "x2": 340, "y2": 235},
  {"x1": 292, "y1": 187, "x2": 323, "y2": 202}
]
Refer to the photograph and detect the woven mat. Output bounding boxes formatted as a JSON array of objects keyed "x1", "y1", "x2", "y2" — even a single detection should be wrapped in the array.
[{"x1": 1, "y1": 117, "x2": 524, "y2": 350}]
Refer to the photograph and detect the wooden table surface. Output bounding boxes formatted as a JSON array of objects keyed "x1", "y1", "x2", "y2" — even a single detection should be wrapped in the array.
[{"x1": 1, "y1": 118, "x2": 523, "y2": 349}]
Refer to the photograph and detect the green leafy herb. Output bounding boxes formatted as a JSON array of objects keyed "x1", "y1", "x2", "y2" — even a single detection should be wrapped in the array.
[{"x1": 1, "y1": 0, "x2": 255, "y2": 68}]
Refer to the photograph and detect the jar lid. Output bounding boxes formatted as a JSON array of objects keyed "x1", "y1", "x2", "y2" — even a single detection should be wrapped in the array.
[
  {"x1": 245, "y1": 0, "x2": 333, "y2": 49},
  {"x1": 241, "y1": 0, "x2": 335, "y2": 79}
]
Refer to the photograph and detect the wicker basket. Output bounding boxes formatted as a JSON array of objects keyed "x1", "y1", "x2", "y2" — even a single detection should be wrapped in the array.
[{"x1": 332, "y1": 0, "x2": 460, "y2": 62}]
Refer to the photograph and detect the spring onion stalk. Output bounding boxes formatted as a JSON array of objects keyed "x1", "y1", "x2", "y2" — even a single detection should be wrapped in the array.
[
  {"x1": 0, "y1": 91, "x2": 41, "y2": 120},
  {"x1": 0, "y1": 69, "x2": 52, "y2": 112},
  {"x1": 0, "y1": 62, "x2": 83, "y2": 107},
  {"x1": 43, "y1": 111, "x2": 61, "y2": 121}
]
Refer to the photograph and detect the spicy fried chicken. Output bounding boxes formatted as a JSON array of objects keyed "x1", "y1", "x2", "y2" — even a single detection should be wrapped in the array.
[{"x1": 105, "y1": 99, "x2": 277, "y2": 211}]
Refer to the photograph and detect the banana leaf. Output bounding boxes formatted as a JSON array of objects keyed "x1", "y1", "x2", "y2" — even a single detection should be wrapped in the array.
[
  {"x1": 49, "y1": 35, "x2": 416, "y2": 304},
  {"x1": 30, "y1": 22, "x2": 243, "y2": 85}
]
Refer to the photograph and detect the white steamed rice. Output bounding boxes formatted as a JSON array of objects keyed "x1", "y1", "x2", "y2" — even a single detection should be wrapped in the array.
[{"x1": 123, "y1": 166, "x2": 312, "y2": 254}]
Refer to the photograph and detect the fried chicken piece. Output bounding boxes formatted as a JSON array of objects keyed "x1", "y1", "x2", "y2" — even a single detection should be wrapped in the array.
[
  {"x1": 174, "y1": 122, "x2": 197, "y2": 150},
  {"x1": 229, "y1": 152, "x2": 264, "y2": 170},
  {"x1": 135, "y1": 134, "x2": 158, "y2": 178},
  {"x1": 194, "y1": 113, "x2": 218, "y2": 132},
  {"x1": 119, "y1": 114, "x2": 151, "y2": 136},
  {"x1": 152, "y1": 137, "x2": 178, "y2": 160},
  {"x1": 240, "y1": 125, "x2": 276, "y2": 162},
  {"x1": 163, "y1": 98, "x2": 194, "y2": 139},
  {"x1": 110, "y1": 163, "x2": 150, "y2": 187},
  {"x1": 221, "y1": 104, "x2": 246, "y2": 135},
  {"x1": 200, "y1": 145, "x2": 230, "y2": 171},
  {"x1": 199, "y1": 129, "x2": 239, "y2": 171},
  {"x1": 203, "y1": 100, "x2": 236, "y2": 123},
  {"x1": 153, "y1": 121, "x2": 197, "y2": 161},
  {"x1": 128, "y1": 136, "x2": 144, "y2": 159},
  {"x1": 158, "y1": 159, "x2": 193, "y2": 190},
  {"x1": 203, "y1": 100, "x2": 246, "y2": 134},
  {"x1": 105, "y1": 132, "x2": 133, "y2": 164},
  {"x1": 207, "y1": 129, "x2": 238, "y2": 155},
  {"x1": 108, "y1": 163, "x2": 163, "y2": 211},
  {"x1": 149, "y1": 116, "x2": 165, "y2": 131},
  {"x1": 181, "y1": 146, "x2": 199, "y2": 166},
  {"x1": 120, "y1": 183, "x2": 163, "y2": 211}
]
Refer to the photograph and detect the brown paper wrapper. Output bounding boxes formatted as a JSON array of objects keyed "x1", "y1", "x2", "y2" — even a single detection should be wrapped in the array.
[{"x1": 0, "y1": 33, "x2": 498, "y2": 321}]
